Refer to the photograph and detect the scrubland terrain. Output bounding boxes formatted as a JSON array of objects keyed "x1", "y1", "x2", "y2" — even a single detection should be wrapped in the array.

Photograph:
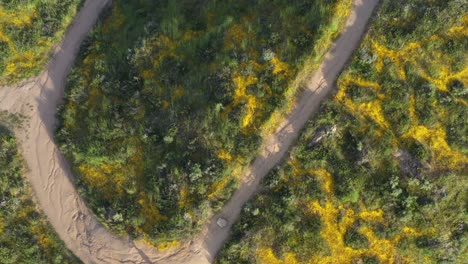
[
  {"x1": 1, "y1": 0, "x2": 465, "y2": 263},
  {"x1": 218, "y1": 0, "x2": 467, "y2": 263},
  {"x1": 0, "y1": 0, "x2": 82, "y2": 83},
  {"x1": 57, "y1": 0, "x2": 353, "y2": 245},
  {"x1": 0, "y1": 117, "x2": 79, "y2": 263},
  {"x1": 0, "y1": 1, "x2": 375, "y2": 262},
  {"x1": 0, "y1": 1, "x2": 81, "y2": 263}
]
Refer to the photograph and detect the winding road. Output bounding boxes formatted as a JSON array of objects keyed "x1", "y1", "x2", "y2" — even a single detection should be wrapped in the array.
[{"x1": 0, "y1": 0, "x2": 380, "y2": 263}]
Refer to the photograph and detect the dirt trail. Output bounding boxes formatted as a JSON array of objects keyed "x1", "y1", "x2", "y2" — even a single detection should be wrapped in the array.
[{"x1": 0, "y1": 0, "x2": 379, "y2": 263}]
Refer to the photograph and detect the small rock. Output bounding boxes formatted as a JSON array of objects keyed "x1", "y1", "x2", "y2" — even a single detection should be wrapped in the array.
[
  {"x1": 307, "y1": 125, "x2": 338, "y2": 149},
  {"x1": 307, "y1": 129, "x2": 326, "y2": 148},
  {"x1": 216, "y1": 217, "x2": 228, "y2": 228},
  {"x1": 393, "y1": 149, "x2": 423, "y2": 178}
]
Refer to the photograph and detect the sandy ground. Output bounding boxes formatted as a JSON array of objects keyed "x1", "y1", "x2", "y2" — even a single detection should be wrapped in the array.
[{"x1": 0, "y1": 0, "x2": 379, "y2": 263}]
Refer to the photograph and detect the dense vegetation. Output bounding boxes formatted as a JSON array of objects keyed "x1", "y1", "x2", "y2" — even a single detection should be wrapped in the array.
[
  {"x1": 218, "y1": 0, "x2": 467, "y2": 263},
  {"x1": 57, "y1": 0, "x2": 353, "y2": 244},
  {"x1": 0, "y1": 0, "x2": 82, "y2": 83},
  {"x1": 0, "y1": 122, "x2": 79, "y2": 263}
]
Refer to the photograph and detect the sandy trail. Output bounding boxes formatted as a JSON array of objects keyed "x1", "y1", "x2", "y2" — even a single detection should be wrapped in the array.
[{"x1": 0, "y1": 0, "x2": 379, "y2": 263}]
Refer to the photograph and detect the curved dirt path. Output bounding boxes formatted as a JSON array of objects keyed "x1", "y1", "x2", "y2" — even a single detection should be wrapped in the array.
[{"x1": 0, "y1": 0, "x2": 379, "y2": 263}]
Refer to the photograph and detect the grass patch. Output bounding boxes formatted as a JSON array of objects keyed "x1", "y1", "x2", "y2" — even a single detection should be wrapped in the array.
[
  {"x1": 0, "y1": 126, "x2": 80, "y2": 263},
  {"x1": 0, "y1": 0, "x2": 82, "y2": 84},
  {"x1": 217, "y1": 0, "x2": 467, "y2": 262},
  {"x1": 57, "y1": 0, "x2": 352, "y2": 243}
]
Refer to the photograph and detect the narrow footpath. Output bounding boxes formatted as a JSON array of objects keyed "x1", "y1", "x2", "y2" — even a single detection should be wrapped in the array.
[{"x1": 0, "y1": 0, "x2": 380, "y2": 263}]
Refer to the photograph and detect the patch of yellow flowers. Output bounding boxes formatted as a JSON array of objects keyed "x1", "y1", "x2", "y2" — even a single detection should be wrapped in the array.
[{"x1": 257, "y1": 166, "x2": 433, "y2": 264}]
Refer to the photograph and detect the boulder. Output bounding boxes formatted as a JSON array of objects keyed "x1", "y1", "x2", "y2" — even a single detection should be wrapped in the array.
[{"x1": 216, "y1": 217, "x2": 228, "y2": 228}]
